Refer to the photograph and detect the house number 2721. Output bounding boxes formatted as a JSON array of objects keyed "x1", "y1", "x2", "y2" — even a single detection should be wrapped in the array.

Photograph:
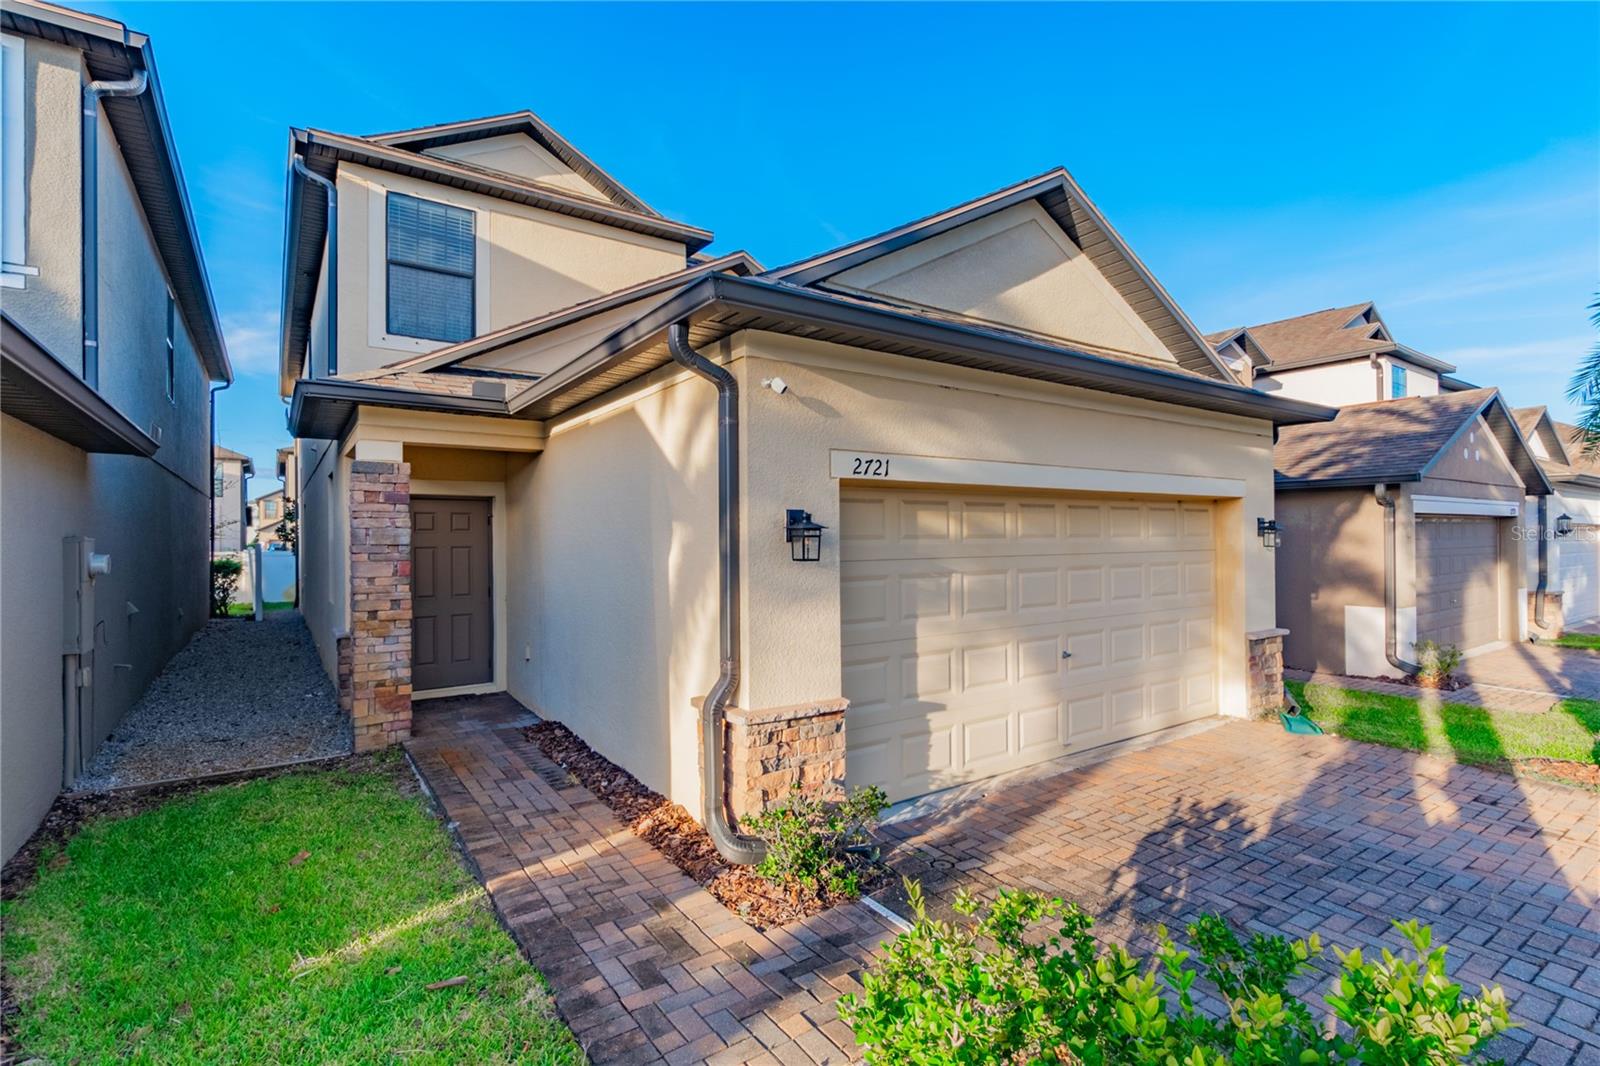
[{"x1": 851, "y1": 456, "x2": 891, "y2": 477}]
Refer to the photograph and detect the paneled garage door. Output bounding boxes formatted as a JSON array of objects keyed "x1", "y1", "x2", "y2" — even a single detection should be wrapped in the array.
[
  {"x1": 841, "y1": 488, "x2": 1218, "y2": 802},
  {"x1": 1415, "y1": 516, "x2": 1500, "y2": 651},
  {"x1": 1558, "y1": 525, "x2": 1600, "y2": 626}
]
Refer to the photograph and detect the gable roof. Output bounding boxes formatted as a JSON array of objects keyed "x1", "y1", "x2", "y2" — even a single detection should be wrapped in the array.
[
  {"x1": 1275, "y1": 388, "x2": 1549, "y2": 494},
  {"x1": 1219, "y1": 302, "x2": 1457, "y2": 375},
  {"x1": 366, "y1": 110, "x2": 657, "y2": 217},
  {"x1": 359, "y1": 251, "x2": 763, "y2": 378},
  {"x1": 213, "y1": 444, "x2": 254, "y2": 474},
  {"x1": 1514, "y1": 412, "x2": 1600, "y2": 488},
  {"x1": 762, "y1": 168, "x2": 1235, "y2": 381},
  {"x1": 2, "y1": 0, "x2": 230, "y2": 382},
  {"x1": 278, "y1": 117, "x2": 713, "y2": 391},
  {"x1": 289, "y1": 271, "x2": 1337, "y2": 440}
]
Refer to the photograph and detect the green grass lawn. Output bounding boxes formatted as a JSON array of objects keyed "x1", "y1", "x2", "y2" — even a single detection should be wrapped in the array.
[
  {"x1": 224, "y1": 600, "x2": 294, "y2": 617},
  {"x1": 1, "y1": 757, "x2": 583, "y2": 1065},
  {"x1": 1552, "y1": 632, "x2": 1600, "y2": 652},
  {"x1": 1287, "y1": 680, "x2": 1600, "y2": 770}
]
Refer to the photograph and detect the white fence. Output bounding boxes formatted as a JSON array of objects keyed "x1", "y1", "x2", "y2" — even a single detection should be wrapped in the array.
[{"x1": 220, "y1": 547, "x2": 296, "y2": 611}]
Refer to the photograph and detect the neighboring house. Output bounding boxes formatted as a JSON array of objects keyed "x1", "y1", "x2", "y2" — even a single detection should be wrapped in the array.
[
  {"x1": 0, "y1": 1, "x2": 230, "y2": 861},
  {"x1": 1207, "y1": 302, "x2": 1477, "y2": 404},
  {"x1": 248, "y1": 487, "x2": 288, "y2": 548},
  {"x1": 1272, "y1": 389, "x2": 1548, "y2": 678},
  {"x1": 211, "y1": 444, "x2": 252, "y2": 552},
  {"x1": 1514, "y1": 407, "x2": 1600, "y2": 628},
  {"x1": 276, "y1": 444, "x2": 296, "y2": 510},
  {"x1": 278, "y1": 109, "x2": 1332, "y2": 839}
]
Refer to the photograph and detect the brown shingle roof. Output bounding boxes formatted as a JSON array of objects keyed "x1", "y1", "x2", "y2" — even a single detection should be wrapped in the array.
[
  {"x1": 1275, "y1": 388, "x2": 1497, "y2": 486},
  {"x1": 350, "y1": 367, "x2": 540, "y2": 403},
  {"x1": 213, "y1": 444, "x2": 251, "y2": 462},
  {"x1": 1239, "y1": 303, "x2": 1383, "y2": 365}
]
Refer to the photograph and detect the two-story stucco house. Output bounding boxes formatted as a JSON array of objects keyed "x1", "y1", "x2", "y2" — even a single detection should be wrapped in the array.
[
  {"x1": 1210, "y1": 304, "x2": 1549, "y2": 677},
  {"x1": 211, "y1": 444, "x2": 252, "y2": 552},
  {"x1": 280, "y1": 110, "x2": 1333, "y2": 859},
  {"x1": 1513, "y1": 407, "x2": 1600, "y2": 630},
  {"x1": 248, "y1": 486, "x2": 289, "y2": 549},
  {"x1": 0, "y1": 0, "x2": 230, "y2": 861}
]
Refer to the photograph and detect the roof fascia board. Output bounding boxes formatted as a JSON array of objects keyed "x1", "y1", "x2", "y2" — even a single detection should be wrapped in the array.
[
  {"x1": 510, "y1": 274, "x2": 1335, "y2": 425},
  {"x1": 369, "y1": 110, "x2": 658, "y2": 218},
  {"x1": 289, "y1": 378, "x2": 510, "y2": 438},
  {"x1": 1050, "y1": 168, "x2": 1237, "y2": 384},
  {"x1": 300, "y1": 130, "x2": 712, "y2": 249},
  {"x1": 1276, "y1": 474, "x2": 1423, "y2": 491},
  {"x1": 2, "y1": 314, "x2": 159, "y2": 455}
]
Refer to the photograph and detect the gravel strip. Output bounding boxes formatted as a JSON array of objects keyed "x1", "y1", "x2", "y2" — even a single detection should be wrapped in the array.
[{"x1": 77, "y1": 611, "x2": 348, "y2": 790}]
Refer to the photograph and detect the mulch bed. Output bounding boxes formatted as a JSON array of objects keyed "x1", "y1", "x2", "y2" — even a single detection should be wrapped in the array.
[
  {"x1": 1515, "y1": 757, "x2": 1600, "y2": 789},
  {"x1": 522, "y1": 721, "x2": 887, "y2": 930}
]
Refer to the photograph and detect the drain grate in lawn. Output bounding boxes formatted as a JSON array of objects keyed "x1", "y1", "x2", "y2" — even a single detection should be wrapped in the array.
[{"x1": 0, "y1": 753, "x2": 583, "y2": 1065}]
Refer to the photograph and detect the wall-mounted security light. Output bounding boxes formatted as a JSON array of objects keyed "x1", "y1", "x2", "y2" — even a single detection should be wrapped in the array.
[
  {"x1": 784, "y1": 509, "x2": 825, "y2": 562},
  {"x1": 1556, "y1": 513, "x2": 1574, "y2": 538},
  {"x1": 1257, "y1": 517, "x2": 1282, "y2": 550},
  {"x1": 763, "y1": 376, "x2": 789, "y2": 395}
]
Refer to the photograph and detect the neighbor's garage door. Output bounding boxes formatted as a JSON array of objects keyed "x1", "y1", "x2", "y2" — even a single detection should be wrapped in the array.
[
  {"x1": 1415, "y1": 516, "x2": 1500, "y2": 651},
  {"x1": 841, "y1": 488, "x2": 1218, "y2": 802},
  {"x1": 1557, "y1": 524, "x2": 1600, "y2": 626}
]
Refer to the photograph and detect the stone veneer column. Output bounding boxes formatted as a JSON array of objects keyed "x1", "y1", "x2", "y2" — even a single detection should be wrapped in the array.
[
  {"x1": 1245, "y1": 627, "x2": 1289, "y2": 716},
  {"x1": 722, "y1": 697, "x2": 849, "y2": 826},
  {"x1": 349, "y1": 459, "x2": 412, "y2": 751}
]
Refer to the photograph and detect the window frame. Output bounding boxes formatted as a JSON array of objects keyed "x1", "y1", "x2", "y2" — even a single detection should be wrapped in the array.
[
  {"x1": 383, "y1": 190, "x2": 477, "y2": 344},
  {"x1": 1390, "y1": 363, "x2": 1407, "y2": 399},
  {"x1": 1, "y1": 33, "x2": 31, "y2": 288}
]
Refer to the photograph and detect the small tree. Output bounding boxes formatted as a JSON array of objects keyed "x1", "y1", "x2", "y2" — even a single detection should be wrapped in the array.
[
  {"x1": 210, "y1": 557, "x2": 242, "y2": 618},
  {"x1": 278, "y1": 499, "x2": 298, "y2": 551}
]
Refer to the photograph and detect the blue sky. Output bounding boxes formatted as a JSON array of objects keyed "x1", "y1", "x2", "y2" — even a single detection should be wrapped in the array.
[{"x1": 82, "y1": 2, "x2": 1600, "y2": 488}]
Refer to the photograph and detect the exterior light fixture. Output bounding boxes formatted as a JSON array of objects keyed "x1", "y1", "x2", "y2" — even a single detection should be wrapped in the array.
[
  {"x1": 1556, "y1": 513, "x2": 1574, "y2": 538},
  {"x1": 785, "y1": 509, "x2": 826, "y2": 562},
  {"x1": 1257, "y1": 517, "x2": 1282, "y2": 550}
]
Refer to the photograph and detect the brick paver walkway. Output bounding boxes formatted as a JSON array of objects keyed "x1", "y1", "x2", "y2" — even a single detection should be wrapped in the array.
[
  {"x1": 407, "y1": 695, "x2": 896, "y2": 1065},
  {"x1": 411, "y1": 697, "x2": 1600, "y2": 1065}
]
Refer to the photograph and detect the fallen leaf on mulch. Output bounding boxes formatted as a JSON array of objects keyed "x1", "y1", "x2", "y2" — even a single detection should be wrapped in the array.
[
  {"x1": 522, "y1": 722, "x2": 887, "y2": 930},
  {"x1": 425, "y1": 976, "x2": 468, "y2": 991},
  {"x1": 287, "y1": 850, "x2": 310, "y2": 867}
]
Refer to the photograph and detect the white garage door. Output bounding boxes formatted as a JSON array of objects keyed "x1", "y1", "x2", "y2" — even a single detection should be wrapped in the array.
[
  {"x1": 1558, "y1": 525, "x2": 1600, "y2": 626},
  {"x1": 1415, "y1": 516, "x2": 1500, "y2": 651},
  {"x1": 841, "y1": 488, "x2": 1218, "y2": 802}
]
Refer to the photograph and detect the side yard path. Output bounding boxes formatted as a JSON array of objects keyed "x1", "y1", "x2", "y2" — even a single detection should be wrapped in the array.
[
  {"x1": 77, "y1": 611, "x2": 346, "y2": 790},
  {"x1": 407, "y1": 696, "x2": 898, "y2": 1066}
]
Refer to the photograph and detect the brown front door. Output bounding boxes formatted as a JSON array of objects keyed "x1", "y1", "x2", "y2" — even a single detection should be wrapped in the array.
[{"x1": 411, "y1": 497, "x2": 493, "y2": 691}]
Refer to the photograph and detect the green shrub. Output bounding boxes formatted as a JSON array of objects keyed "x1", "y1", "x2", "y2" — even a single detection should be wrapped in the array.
[
  {"x1": 210, "y1": 557, "x2": 243, "y2": 618},
  {"x1": 744, "y1": 785, "x2": 887, "y2": 898},
  {"x1": 839, "y1": 881, "x2": 1512, "y2": 1065},
  {"x1": 1413, "y1": 640, "x2": 1464, "y2": 685}
]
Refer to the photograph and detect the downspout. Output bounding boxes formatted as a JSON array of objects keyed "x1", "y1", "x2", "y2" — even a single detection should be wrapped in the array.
[
  {"x1": 1374, "y1": 484, "x2": 1422, "y2": 675},
  {"x1": 292, "y1": 156, "x2": 337, "y2": 377},
  {"x1": 209, "y1": 380, "x2": 231, "y2": 556},
  {"x1": 667, "y1": 322, "x2": 767, "y2": 866},
  {"x1": 1370, "y1": 352, "x2": 1384, "y2": 402},
  {"x1": 1534, "y1": 495, "x2": 1550, "y2": 630},
  {"x1": 81, "y1": 69, "x2": 149, "y2": 386}
]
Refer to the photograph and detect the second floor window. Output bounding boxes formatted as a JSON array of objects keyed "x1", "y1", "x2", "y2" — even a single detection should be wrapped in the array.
[
  {"x1": 213, "y1": 469, "x2": 225, "y2": 498},
  {"x1": 1390, "y1": 364, "x2": 1407, "y2": 399},
  {"x1": 386, "y1": 192, "x2": 474, "y2": 343}
]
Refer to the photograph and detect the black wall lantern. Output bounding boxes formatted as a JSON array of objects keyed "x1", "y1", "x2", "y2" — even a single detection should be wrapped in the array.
[
  {"x1": 1556, "y1": 513, "x2": 1574, "y2": 538},
  {"x1": 1257, "y1": 517, "x2": 1282, "y2": 550},
  {"x1": 785, "y1": 509, "x2": 826, "y2": 562}
]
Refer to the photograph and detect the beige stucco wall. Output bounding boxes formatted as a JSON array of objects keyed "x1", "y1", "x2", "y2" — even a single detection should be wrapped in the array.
[
  {"x1": 423, "y1": 134, "x2": 610, "y2": 201},
  {"x1": 1419, "y1": 415, "x2": 1523, "y2": 501},
  {"x1": 1, "y1": 34, "x2": 213, "y2": 861},
  {"x1": 1256, "y1": 360, "x2": 1379, "y2": 406},
  {"x1": 328, "y1": 161, "x2": 688, "y2": 378},
  {"x1": 507, "y1": 358, "x2": 721, "y2": 804},
  {"x1": 827, "y1": 202, "x2": 1177, "y2": 366},
  {"x1": 497, "y1": 330, "x2": 1279, "y2": 812}
]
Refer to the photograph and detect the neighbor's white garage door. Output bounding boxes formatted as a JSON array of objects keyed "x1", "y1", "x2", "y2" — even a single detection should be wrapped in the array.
[
  {"x1": 841, "y1": 488, "x2": 1218, "y2": 802},
  {"x1": 1557, "y1": 524, "x2": 1600, "y2": 626}
]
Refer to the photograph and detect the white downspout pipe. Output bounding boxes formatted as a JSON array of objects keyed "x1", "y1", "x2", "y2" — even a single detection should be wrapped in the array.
[{"x1": 81, "y1": 69, "x2": 148, "y2": 387}]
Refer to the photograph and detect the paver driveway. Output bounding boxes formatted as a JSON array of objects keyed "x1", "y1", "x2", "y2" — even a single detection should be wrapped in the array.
[
  {"x1": 411, "y1": 698, "x2": 1599, "y2": 1065},
  {"x1": 1458, "y1": 642, "x2": 1600, "y2": 701}
]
